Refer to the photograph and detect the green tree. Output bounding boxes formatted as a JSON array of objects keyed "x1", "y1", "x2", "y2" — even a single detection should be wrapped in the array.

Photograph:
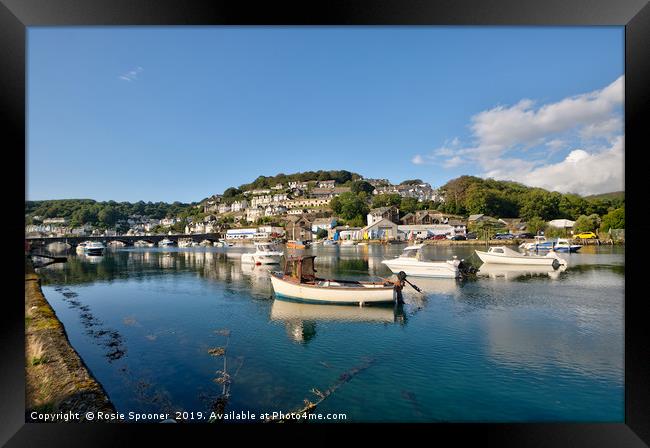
[
  {"x1": 372, "y1": 194, "x2": 401, "y2": 208},
  {"x1": 330, "y1": 192, "x2": 369, "y2": 223},
  {"x1": 574, "y1": 214, "x2": 601, "y2": 233},
  {"x1": 316, "y1": 228, "x2": 329, "y2": 239},
  {"x1": 98, "y1": 206, "x2": 123, "y2": 227},
  {"x1": 600, "y1": 207, "x2": 624, "y2": 232},
  {"x1": 223, "y1": 187, "x2": 242, "y2": 198},
  {"x1": 519, "y1": 190, "x2": 560, "y2": 221},
  {"x1": 350, "y1": 180, "x2": 375, "y2": 195},
  {"x1": 526, "y1": 216, "x2": 547, "y2": 235},
  {"x1": 399, "y1": 197, "x2": 419, "y2": 215}
]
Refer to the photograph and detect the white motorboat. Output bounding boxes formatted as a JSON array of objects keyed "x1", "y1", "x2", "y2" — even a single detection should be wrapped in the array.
[
  {"x1": 134, "y1": 240, "x2": 155, "y2": 247},
  {"x1": 217, "y1": 238, "x2": 234, "y2": 247},
  {"x1": 199, "y1": 239, "x2": 214, "y2": 247},
  {"x1": 270, "y1": 256, "x2": 402, "y2": 305},
  {"x1": 241, "y1": 241, "x2": 284, "y2": 265},
  {"x1": 340, "y1": 240, "x2": 357, "y2": 247},
  {"x1": 552, "y1": 238, "x2": 582, "y2": 253},
  {"x1": 519, "y1": 235, "x2": 553, "y2": 251},
  {"x1": 475, "y1": 246, "x2": 567, "y2": 267},
  {"x1": 323, "y1": 240, "x2": 338, "y2": 246},
  {"x1": 158, "y1": 238, "x2": 175, "y2": 247},
  {"x1": 76, "y1": 241, "x2": 105, "y2": 256},
  {"x1": 520, "y1": 236, "x2": 580, "y2": 253},
  {"x1": 381, "y1": 244, "x2": 464, "y2": 279}
]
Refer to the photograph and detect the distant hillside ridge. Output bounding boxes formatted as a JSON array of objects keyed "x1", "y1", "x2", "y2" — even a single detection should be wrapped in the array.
[
  {"x1": 235, "y1": 170, "x2": 364, "y2": 192},
  {"x1": 437, "y1": 175, "x2": 624, "y2": 220},
  {"x1": 583, "y1": 191, "x2": 624, "y2": 201}
]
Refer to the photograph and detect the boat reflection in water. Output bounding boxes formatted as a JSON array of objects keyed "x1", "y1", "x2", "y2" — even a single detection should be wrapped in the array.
[
  {"x1": 270, "y1": 299, "x2": 405, "y2": 343},
  {"x1": 401, "y1": 277, "x2": 461, "y2": 298},
  {"x1": 478, "y1": 263, "x2": 567, "y2": 280}
]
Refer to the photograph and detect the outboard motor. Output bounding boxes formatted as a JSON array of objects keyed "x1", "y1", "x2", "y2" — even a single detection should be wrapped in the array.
[
  {"x1": 458, "y1": 260, "x2": 479, "y2": 278},
  {"x1": 394, "y1": 271, "x2": 407, "y2": 305}
]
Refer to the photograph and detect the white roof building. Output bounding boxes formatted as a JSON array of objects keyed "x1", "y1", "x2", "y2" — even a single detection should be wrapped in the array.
[{"x1": 548, "y1": 219, "x2": 576, "y2": 228}]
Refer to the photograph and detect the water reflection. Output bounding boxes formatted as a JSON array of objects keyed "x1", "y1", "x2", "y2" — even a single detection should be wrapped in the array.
[
  {"x1": 33, "y1": 245, "x2": 624, "y2": 422},
  {"x1": 270, "y1": 299, "x2": 405, "y2": 343}
]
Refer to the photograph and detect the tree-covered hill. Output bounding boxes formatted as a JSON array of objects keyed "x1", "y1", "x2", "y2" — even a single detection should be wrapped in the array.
[
  {"x1": 437, "y1": 175, "x2": 624, "y2": 221},
  {"x1": 237, "y1": 170, "x2": 363, "y2": 191},
  {"x1": 25, "y1": 199, "x2": 198, "y2": 227}
]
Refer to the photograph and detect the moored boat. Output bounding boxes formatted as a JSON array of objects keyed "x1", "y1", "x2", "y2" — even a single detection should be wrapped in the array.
[
  {"x1": 286, "y1": 240, "x2": 307, "y2": 250},
  {"x1": 270, "y1": 256, "x2": 403, "y2": 305},
  {"x1": 381, "y1": 244, "x2": 466, "y2": 278},
  {"x1": 475, "y1": 246, "x2": 567, "y2": 267},
  {"x1": 158, "y1": 238, "x2": 175, "y2": 247},
  {"x1": 77, "y1": 241, "x2": 105, "y2": 256},
  {"x1": 241, "y1": 241, "x2": 284, "y2": 265},
  {"x1": 323, "y1": 239, "x2": 338, "y2": 246},
  {"x1": 134, "y1": 240, "x2": 155, "y2": 247},
  {"x1": 519, "y1": 235, "x2": 554, "y2": 251},
  {"x1": 552, "y1": 238, "x2": 582, "y2": 253}
]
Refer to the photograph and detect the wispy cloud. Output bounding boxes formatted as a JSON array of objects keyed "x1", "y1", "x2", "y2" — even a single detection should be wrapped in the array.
[
  {"x1": 411, "y1": 76, "x2": 624, "y2": 195},
  {"x1": 118, "y1": 66, "x2": 144, "y2": 82}
]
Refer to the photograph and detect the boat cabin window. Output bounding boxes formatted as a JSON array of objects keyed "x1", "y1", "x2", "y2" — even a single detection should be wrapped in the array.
[{"x1": 491, "y1": 248, "x2": 504, "y2": 254}]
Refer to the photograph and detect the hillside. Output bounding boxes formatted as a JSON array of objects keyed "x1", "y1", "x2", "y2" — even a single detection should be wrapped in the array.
[
  {"x1": 237, "y1": 170, "x2": 363, "y2": 192},
  {"x1": 437, "y1": 176, "x2": 624, "y2": 221},
  {"x1": 583, "y1": 191, "x2": 625, "y2": 202}
]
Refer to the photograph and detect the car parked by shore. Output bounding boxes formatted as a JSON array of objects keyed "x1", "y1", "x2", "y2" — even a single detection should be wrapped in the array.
[
  {"x1": 575, "y1": 232, "x2": 598, "y2": 239},
  {"x1": 494, "y1": 233, "x2": 515, "y2": 240},
  {"x1": 514, "y1": 232, "x2": 534, "y2": 239},
  {"x1": 448, "y1": 235, "x2": 467, "y2": 241},
  {"x1": 466, "y1": 232, "x2": 478, "y2": 240}
]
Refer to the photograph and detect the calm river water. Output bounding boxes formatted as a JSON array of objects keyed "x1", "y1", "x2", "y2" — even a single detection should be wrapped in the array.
[{"x1": 36, "y1": 244, "x2": 624, "y2": 422}]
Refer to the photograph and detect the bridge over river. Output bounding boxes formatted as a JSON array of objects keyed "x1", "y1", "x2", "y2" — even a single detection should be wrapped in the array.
[{"x1": 26, "y1": 233, "x2": 225, "y2": 249}]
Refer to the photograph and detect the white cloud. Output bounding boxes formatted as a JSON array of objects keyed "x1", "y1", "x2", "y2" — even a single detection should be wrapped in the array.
[
  {"x1": 443, "y1": 156, "x2": 465, "y2": 168},
  {"x1": 118, "y1": 66, "x2": 144, "y2": 82},
  {"x1": 580, "y1": 116, "x2": 623, "y2": 141},
  {"x1": 469, "y1": 76, "x2": 623, "y2": 158},
  {"x1": 499, "y1": 136, "x2": 624, "y2": 195},
  {"x1": 412, "y1": 76, "x2": 624, "y2": 195},
  {"x1": 411, "y1": 154, "x2": 426, "y2": 165}
]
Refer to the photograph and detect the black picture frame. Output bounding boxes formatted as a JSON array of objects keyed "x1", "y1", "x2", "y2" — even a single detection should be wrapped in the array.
[{"x1": 3, "y1": 0, "x2": 648, "y2": 445}]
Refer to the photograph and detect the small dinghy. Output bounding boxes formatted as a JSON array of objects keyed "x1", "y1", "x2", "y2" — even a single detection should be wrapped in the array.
[{"x1": 270, "y1": 256, "x2": 406, "y2": 305}]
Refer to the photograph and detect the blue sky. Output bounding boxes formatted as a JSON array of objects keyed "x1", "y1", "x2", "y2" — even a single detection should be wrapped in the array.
[{"x1": 27, "y1": 27, "x2": 624, "y2": 202}]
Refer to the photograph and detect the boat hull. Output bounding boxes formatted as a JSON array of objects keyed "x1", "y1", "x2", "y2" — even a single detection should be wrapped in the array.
[
  {"x1": 270, "y1": 274, "x2": 395, "y2": 305},
  {"x1": 381, "y1": 259, "x2": 460, "y2": 278},
  {"x1": 475, "y1": 250, "x2": 560, "y2": 266},
  {"x1": 242, "y1": 253, "x2": 282, "y2": 264}
]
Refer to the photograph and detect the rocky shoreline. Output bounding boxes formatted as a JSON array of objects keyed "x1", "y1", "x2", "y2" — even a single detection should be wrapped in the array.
[{"x1": 25, "y1": 258, "x2": 115, "y2": 421}]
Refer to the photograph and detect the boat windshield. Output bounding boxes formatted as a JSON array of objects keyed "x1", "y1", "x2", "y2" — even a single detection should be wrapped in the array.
[{"x1": 401, "y1": 249, "x2": 419, "y2": 258}]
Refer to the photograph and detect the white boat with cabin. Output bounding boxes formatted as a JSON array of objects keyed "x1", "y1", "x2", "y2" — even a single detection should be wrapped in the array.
[
  {"x1": 241, "y1": 241, "x2": 284, "y2": 265},
  {"x1": 76, "y1": 241, "x2": 105, "y2": 256},
  {"x1": 134, "y1": 240, "x2": 155, "y2": 247},
  {"x1": 475, "y1": 246, "x2": 567, "y2": 267},
  {"x1": 158, "y1": 238, "x2": 175, "y2": 247},
  {"x1": 381, "y1": 244, "x2": 464, "y2": 279}
]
